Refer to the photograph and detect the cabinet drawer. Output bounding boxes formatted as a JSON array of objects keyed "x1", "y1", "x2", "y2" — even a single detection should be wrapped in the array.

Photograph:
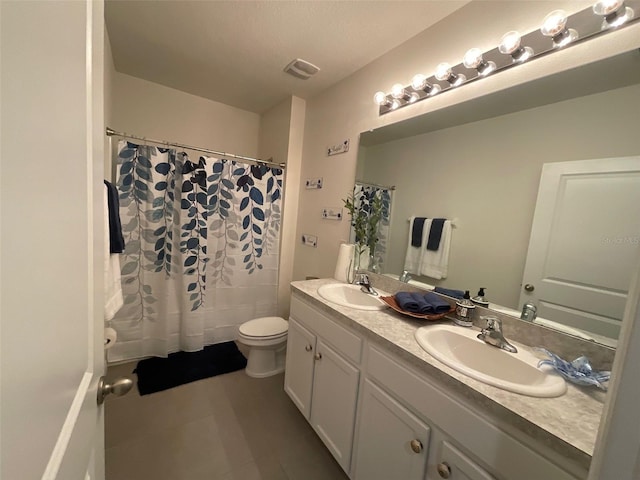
[
  {"x1": 366, "y1": 345, "x2": 581, "y2": 480},
  {"x1": 290, "y1": 294, "x2": 362, "y2": 365}
]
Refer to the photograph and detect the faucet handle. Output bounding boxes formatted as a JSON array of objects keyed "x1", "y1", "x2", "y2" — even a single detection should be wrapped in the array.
[{"x1": 481, "y1": 316, "x2": 502, "y2": 331}]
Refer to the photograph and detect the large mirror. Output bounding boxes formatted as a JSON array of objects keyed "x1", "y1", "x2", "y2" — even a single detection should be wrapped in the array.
[{"x1": 357, "y1": 49, "x2": 640, "y2": 348}]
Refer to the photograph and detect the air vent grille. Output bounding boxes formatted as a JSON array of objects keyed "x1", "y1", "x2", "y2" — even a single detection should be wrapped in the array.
[{"x1": 284, "y1": 58, "x2": 320, "y2": 80}]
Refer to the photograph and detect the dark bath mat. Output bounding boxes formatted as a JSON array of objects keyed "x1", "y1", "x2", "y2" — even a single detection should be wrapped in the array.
[{"x1": 133, "y1": 341, "x2": 247, "y2": 395}]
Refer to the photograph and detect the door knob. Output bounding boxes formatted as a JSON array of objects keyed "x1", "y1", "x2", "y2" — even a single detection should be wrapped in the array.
[
  {"x1": 97, "y1": 376, "x2": 134, "y2": 405},
  {"x1": 437, "y1": 462, "x2": 452, "y2": 479},
  {"x1": 410, "y1": 439, "x2": 423, "y2": 453},
  {"x1": 314, "y1": 352, "x2": 322, "y2": 360},
  {"x1": 524, "y1": 283, "x2": 535, "y2": 292}
]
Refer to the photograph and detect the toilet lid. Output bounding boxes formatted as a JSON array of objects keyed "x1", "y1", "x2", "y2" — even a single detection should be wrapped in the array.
[{"x1": 239, "y1": 316, "x2": 288, "y2": 338}]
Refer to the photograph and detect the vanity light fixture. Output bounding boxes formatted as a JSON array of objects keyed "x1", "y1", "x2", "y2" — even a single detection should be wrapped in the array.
[
  {"x1": 374, "y1": 2, "x2": 640, "y2": 115},
  {"x1": 435, "y1": 63, "x2": 466, "y2": 86},
  {"x1": 541, "y1": 10, "x2": 579, "y2": 48},
  {"x1": 498, "y1": 31, "x2": 534, "y2": 63},
  {"x1": 463, "y1": 48, "x2": 497, "y2": 76},
  {"x1": 411, "y1": 74, "x2": 442, "y2": 96},
  {"x1": 593, "y1": 0, "x2": 635, "y2": 28}
]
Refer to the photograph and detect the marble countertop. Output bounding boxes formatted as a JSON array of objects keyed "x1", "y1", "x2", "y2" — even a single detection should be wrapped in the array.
[{"x1": 291, "y1": 278, "x2": 606, "y2": 471}]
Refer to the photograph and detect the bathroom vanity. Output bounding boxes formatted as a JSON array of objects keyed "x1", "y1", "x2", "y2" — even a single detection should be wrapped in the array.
[{"x1": 285, "y1": 278, "x2": 604, "y2": 480}]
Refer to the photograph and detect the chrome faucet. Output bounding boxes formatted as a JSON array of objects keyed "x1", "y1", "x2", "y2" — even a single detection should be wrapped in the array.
[
  {"x1": 520, "y1": 303, "x2": 537, "y2": 322},
  {"x1": 477, "y1": 317, "x2": 518, "y2": 353},
  {"x1": 399, "y1": 270, "x2": 412, "y2": 283},
  {"x1": 355, "y1": 273, "x2": 378, "y2": 296}
]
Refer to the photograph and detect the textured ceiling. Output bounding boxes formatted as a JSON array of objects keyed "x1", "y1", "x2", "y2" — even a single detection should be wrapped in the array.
[{"x1": 105, "y1": 1, "x2": 469, "y2": 114}]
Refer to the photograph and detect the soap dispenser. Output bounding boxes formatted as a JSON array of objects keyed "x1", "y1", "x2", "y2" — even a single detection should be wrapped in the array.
[
  {"x1": 471, "y1": 287, "x2": 490, "y2": 308},
  {"x1": 454, "y1": 290, "x2": 475, "y2": 327}
]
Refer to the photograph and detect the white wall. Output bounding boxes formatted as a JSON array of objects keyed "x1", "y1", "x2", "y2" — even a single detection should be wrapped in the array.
[
  {"x1": 292, "y1": 0, "x2": 640, "y2": 281},
  {"x1": 361, "y1": 84, "x2": 640, "y2": 308},
  {"x1": 111, "y1": 72, "x2": 260, "y2": 161}
]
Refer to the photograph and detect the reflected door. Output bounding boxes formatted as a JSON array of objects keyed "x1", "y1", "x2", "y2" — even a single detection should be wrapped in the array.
[{"x1": 520, "y1": 157, "x2": 640, "y2": 340}]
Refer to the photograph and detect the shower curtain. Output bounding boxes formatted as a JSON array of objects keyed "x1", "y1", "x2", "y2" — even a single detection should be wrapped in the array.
[
  {"x1": 352, "y1": 183, "x2": 392, "y2": 271},
  {"x1": 108, "y1": 141, "x2": 283, "y2": 361}
]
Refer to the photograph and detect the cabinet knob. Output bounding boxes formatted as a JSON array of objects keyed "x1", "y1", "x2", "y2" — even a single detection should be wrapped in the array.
[
  {"x1": 305, "y1": 344, "x2": 312, "y2": 352},
  {"x1": 437, "y1": 462, "x2": 451, "y2": 479},
  {"x1": 314, "y1": 352, "x2": 322, "y2": 360},
  {"x1": 409, "y1": 439, "x2": 423, "y2": 454}
]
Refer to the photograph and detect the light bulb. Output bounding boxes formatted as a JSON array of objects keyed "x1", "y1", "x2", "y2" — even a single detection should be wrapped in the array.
[
  {"x1": 541, "y1": 10, "x2": 568, "y2": 36},
  {"x1": 541, "y1": 10, "x2": 578, "y2": 47},
  {"x1": 390, "y1": 99, "x2": 400, "y2": 110},
  {"x1": 391, "y1": 83, "x2": 406, "y2": 99},
  {"x1": 463, "y1": 48, "x2": 496, "y2": 76},
  {"x1": 435, "y1": 63, "x2": 453, "y2": 81},
  {"x1": 463, "y1": 48, "x2": 483, "y2": 69},
  {"x1": 499, "y1": 31, "x2": 521, "y2": 54},
  {"x1": 408, "y1": 92, "x2": 420, "y2": 103},
  {"x1": 593, "y1": 0, "x2": 634, "y2": 28},
  {"x1": 373, "y1": 91, "x2": 389, "y2": 106},
  {"x1": 411, "y1": 74, "x2": 427, "y2": 90},
  {"x1": 499, "y1": 31, "x2": 534, "y2": 63}
]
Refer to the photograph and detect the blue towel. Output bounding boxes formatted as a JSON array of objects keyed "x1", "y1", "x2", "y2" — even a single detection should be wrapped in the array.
[
  {"x1": 423, "y1": 292, "x2": 451, "y2": 313},
  {"x1": 104, "y1": 180, "x2": 125, "y2": 254},
  {"x1": 395, "y1": 292, "x2": 420, "y2": 313},
  {"x1": 434, "y1": 287, "x2": 465, "y2": 300},
  {"x1": 411, "y1": 217, "x2": 427, "y2": 247},
  {"x1": 427, "y1": 218, "x2": 446, "y2": 251}
]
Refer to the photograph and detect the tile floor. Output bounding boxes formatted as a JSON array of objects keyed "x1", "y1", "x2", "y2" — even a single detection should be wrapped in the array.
[{"x1": 105, "y1": 345, "x2": 349, "y2": 480}]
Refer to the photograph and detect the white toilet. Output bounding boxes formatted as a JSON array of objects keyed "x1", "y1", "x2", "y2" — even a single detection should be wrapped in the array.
[{"x1": 237, "y1": 316, "x2": 288, "y2": 378}]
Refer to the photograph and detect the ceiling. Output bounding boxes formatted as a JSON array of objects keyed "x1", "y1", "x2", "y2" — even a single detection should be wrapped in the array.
[{"x1": 105, "y1": 0, "x2": 469, "y2": 114}]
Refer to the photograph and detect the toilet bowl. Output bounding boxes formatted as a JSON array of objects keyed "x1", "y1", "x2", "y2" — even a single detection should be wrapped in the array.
[{"x1": 237, "y1": 316, "x2": 288, "y2": 378}]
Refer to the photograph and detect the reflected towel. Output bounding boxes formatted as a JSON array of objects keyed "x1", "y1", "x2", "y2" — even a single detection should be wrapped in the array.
[
  {"x1": 395, "y1": 292, "x2": 420, "y2": 313},
  {"x1": 404, "y1": 217, "x2": 431, "y2": 274},
  {"x1": 104, "y1": 185, "x2": 124, "y2": 321},
  {"x1": 419, "y1": 220, "x2": 451, "y2": 279},
  {"x1": 411, "y1": 217, "x2": 427, "y2": 247},
  {"x1": 434, "y1": 287, "x2": 465, "y2": 300},
  {"x1": 423, "y1": 292, "x2": 451, "y2": 313},
  {"x1": 426, "y1": 218, "x2": 446, "y2": 251}
]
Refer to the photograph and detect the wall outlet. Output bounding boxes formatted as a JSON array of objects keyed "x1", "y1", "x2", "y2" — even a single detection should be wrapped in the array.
[
  {"x1": 305, "y1": 177, "x2": 323, "y2": 189},
  {"x1": 301, "y1": 234, "x2": 318, "y2": 247},
  {"x1": 322, "y1": 207, "x2": 343, "y2": 220},
  {"x1": 327, "y1": 139, "x2": 350, "y2": 156}
]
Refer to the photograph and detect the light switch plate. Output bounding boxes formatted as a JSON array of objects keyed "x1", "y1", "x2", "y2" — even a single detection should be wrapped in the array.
[
  {"x1": 322, "y1": 207, "x2": 343, "y2": 220},
  {"x1": 301, "y1": 234, "x2": 318, "y2": 247},
  {"x1": 327, "y1": 139, "x2": 350, "y2": 156},
  {"x1": 305, "y1": 177, "x2": 323, "y2": 189}
]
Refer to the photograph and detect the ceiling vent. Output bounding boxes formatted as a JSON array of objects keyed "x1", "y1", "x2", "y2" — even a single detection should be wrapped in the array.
[{"x1": 284, "y1": 58, "x2": 320, "y2": 80}]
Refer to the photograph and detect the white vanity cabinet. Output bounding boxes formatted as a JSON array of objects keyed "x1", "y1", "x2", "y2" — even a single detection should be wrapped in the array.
[{"x1": 284, "y1": 296, "x2": 363, "y2": 473}]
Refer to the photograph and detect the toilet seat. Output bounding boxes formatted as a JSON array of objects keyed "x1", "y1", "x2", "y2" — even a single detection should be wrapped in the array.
[{"x1": 239, "y1": 316, "x2": 288, "y2": 339}]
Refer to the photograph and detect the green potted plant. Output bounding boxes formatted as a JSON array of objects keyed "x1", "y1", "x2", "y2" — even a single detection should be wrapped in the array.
[{"x1": 343, "y1": 191, "x2": 383, "y2": 273}]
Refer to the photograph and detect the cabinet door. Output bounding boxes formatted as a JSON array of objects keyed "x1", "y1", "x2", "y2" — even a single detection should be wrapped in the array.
[
  {"x1": 353, "y1": 380, "x2": 431, "y2": 480},
  {"x1": 284, "y1": 318, "x2": 316, "y2": 419},
  {"x1": 431, "y1": 440, "x2": 495, "y2": 480},
  {"x1": 310, "y1": 339, "x2": 360, "y2": 473}
]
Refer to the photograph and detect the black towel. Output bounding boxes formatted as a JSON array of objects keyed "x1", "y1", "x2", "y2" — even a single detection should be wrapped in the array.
[
  {"x1": 104, "y1": 180, "x2": 125, "y2": 253},
  {"x1": 411, "y1": 217, "x2": 427, "y2": 247},
  {"x1": 426, "y1": 218, "x2": 446, "y2": 251},
  {"x1": 434, "y1": 287, "x2": 465, "y2": 300}
]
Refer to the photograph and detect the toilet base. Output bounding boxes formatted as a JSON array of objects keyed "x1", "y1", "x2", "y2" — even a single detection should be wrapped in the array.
[{"x1": 242, "y1": 342, "x2": 287, "y2": 378}]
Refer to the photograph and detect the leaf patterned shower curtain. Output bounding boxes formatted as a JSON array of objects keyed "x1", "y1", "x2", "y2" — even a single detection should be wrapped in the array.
[{"x1": 109, "y1": 140, "x2": 283, "y2": 361}]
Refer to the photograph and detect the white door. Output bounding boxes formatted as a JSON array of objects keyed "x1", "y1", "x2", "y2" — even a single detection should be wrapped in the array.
[
  {"x1": 1, "y1": 1, "x2": 106, "y2": 479},
  {"x1": 520, "y1": 157, "x2": 640, "y2": 340},
  {"x1": 353, "y1": 380, "x2": 430, "y2": 480}
]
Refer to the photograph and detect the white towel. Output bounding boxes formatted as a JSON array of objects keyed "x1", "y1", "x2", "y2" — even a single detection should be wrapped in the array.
[
  {"x1": 403, "y1": 217, "x2": 431, "y2": 274},
  {"x1": 419, "y1": 220, "x2": 452, "y2": 280},
  {"x1": 104, "y1": 185, "x2": 124, "y2": 321}
]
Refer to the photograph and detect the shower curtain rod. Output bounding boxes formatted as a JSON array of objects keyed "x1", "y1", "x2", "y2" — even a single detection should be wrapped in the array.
[
  {"x1": 106, "y1": 127, "x2": 286, "y2": 170},
  {"x1": 355, "y1": 180, "x2": 396, "y2": 191}
]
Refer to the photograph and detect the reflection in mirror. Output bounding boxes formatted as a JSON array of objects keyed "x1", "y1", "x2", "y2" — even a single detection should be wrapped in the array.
[{"x1": 357, "y1": 50, "x2": 640, "y2": 348}]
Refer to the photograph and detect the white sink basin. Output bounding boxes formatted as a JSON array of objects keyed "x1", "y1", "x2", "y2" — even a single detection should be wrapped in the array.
[
  {"x1": 415, "y1": 324, "x2": 566, "y2": 397},
  {"x1": 317, "y1": 283, "x2": 389, "y2": 311}
]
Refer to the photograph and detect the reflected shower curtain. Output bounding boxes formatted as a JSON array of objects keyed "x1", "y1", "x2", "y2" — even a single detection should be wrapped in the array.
[
  {"x1": 353, "y1": 183, "x2": 392, "y2": 271},
  {"x1": 109, "y1": 141, "x2": 283, "y2": 361}
]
